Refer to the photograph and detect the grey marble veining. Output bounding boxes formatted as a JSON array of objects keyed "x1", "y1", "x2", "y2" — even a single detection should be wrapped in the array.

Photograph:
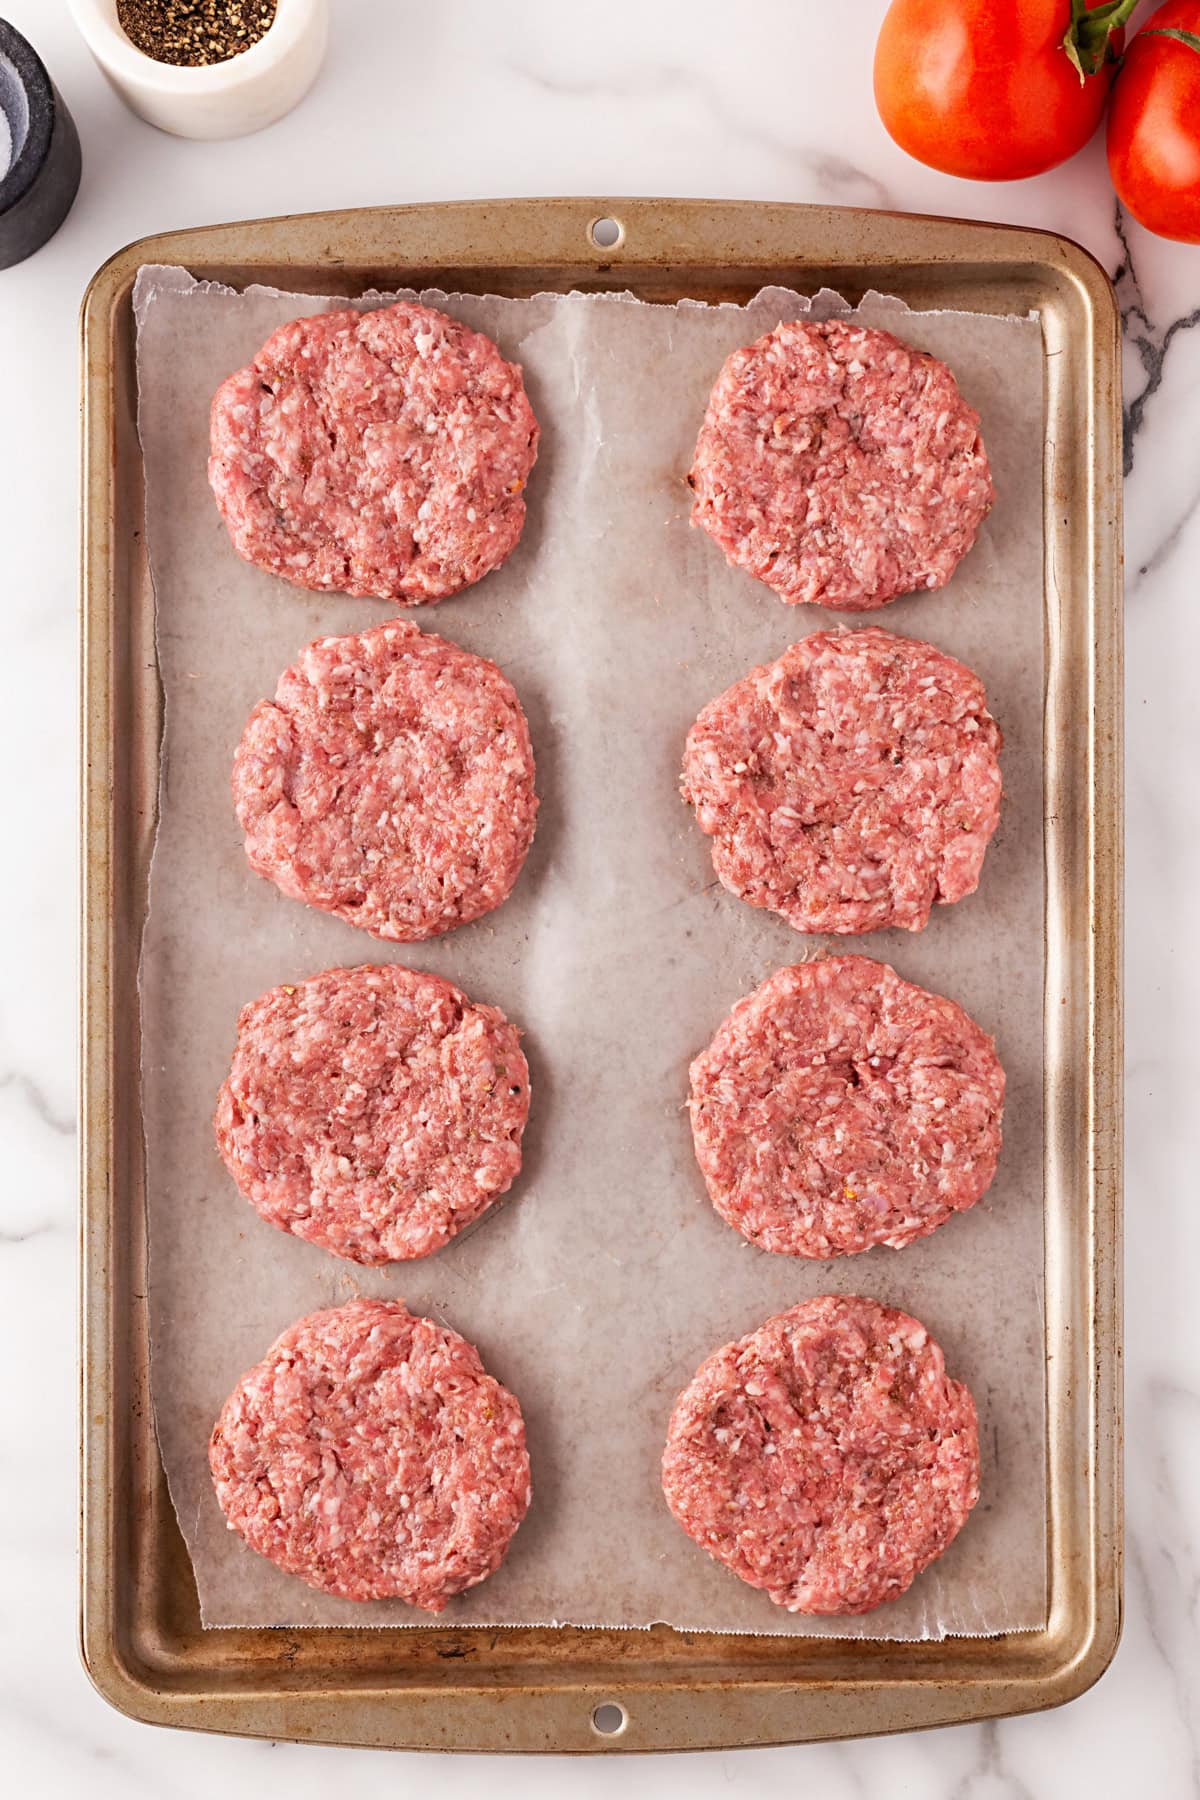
[
  {"x1": 1116, "y1": 202, "x2": 1200, "y2": 477},
  {"x1": 0, "y1": 0, "x2": 1195, "y2": 1792}
]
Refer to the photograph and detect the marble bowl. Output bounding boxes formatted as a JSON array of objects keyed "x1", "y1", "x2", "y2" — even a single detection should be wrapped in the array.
[{"x1": 68, "y1": 0, "x2": 329, "y2": 140}]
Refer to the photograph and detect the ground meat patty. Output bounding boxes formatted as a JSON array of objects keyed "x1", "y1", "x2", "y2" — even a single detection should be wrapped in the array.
[
  {"x1": 690, "y1": 956, "x2": 1004, "y2": 1258},
  {"x1": 689, "y1": 318, "x2": 992, "y2": 611},
  {"x1": 662, "y1": 1295, "x2": 979, "y2": 1616},
  {"x1": 233, "y1": 620, "x2": 538, "y2": 941},
  {"x1": 681, "y1": 626, "x2": 1001, "y2": 935},
  {"x1": 214, "y1": 964, "x2": 530, "y2": 1265},
  {"x1": 210, "y1": 1299, "x2": 531, "y2": 1609},
  {"x1": 209, "y1": 299, "x2": 539, "y2": 604}
]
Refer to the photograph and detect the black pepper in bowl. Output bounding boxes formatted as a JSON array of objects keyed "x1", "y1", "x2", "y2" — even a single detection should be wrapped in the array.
[{"x1": 116, "y1": 0, "x2": 278, "y2": 68}]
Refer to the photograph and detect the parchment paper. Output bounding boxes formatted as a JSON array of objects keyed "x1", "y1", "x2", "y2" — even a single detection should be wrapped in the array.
[{"x1": 135, "y1": 265, "x2": 1046, "y2": 1638}]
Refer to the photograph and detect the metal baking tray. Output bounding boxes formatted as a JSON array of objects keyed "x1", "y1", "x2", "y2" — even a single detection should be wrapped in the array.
[{"x1": 80, "y1": 197, "x2": 1122, "y2": 1751}]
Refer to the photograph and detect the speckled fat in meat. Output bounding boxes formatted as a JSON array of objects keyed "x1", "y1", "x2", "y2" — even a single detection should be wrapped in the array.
[
  {"x1": 232, "y1": 619, "x2": 538, "y2": 941},
  {"x1": 681, "y1": 626, "x2": 1002, "y2": 935},
  {"x1": 215, "y1": 964, "x2": 530, "y2": 1264},
  {"x1": 662, "y1": 1295, "x2": 979, "y2": 1616},
  {"x1": 689, "y1": 955, "x2": 1004, "y2": 1257},
  {"x1": 210, "y1": 1300, "x2": 532, "y2": 1609},
  {"x1": 689, "y1": 318, "x2": 993, "y2": 610},
  {"x1": 209, "y1": 299, "x2": 539, "y2": 603}
]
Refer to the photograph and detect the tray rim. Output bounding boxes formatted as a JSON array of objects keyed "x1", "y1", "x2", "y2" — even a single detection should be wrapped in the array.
[{"x1": 79, "y1": 195, "x2": 1123, "y2": 1753}]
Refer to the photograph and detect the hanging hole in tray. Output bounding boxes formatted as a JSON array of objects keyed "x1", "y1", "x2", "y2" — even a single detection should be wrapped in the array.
[
  {"x1": 591, "y1": 1702, "x2": 628, "y2": 1737},
  {"x1": 590, "y1": 216, "x2": 624, "y2": 251}
]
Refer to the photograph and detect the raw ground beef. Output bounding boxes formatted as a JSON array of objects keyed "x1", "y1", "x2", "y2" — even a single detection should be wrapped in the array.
[
  {"x1": 214, "y1": 964, "x2": 530, "y2": 1265},
  {"x1": 210, "y1": 1299, "x2": 532, "y2": 1610},
  {"x1": 689, "y1": 955, "x2": 1004, "y2": 1258},
  {"x1": 232, "y1": 619, "x2": 538, "y2": 942},
  {"x1": 680, "y1": 626, "x2": 1002, "y2": 935},
  {"x1": 209, "y1": 299, "x2": 539, "y2": 604},
  {"x1": 689, "y1": 318, "x2": 993, "y2": 610},
  {"x1": 661, "y1": 1294, "x2": 979, "y2": 1616}
]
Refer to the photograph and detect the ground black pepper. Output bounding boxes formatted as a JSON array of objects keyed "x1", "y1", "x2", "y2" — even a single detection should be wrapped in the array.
[{"x1": 116, "y1": 0, "x2": 278, "y2": 68}]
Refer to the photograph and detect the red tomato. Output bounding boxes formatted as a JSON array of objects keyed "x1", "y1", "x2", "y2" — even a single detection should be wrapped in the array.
[
  {"x1": 874, "y1": 0, "x2": 1129, "y2": 181},
  {"x1": 1108, "y1": 2, "x2": 1200, "y2": 242}
]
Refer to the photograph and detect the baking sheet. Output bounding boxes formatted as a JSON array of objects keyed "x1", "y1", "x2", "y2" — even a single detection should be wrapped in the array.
[{"x1": 134, "y1": 266, "x2": 1046, "y2": 1639}]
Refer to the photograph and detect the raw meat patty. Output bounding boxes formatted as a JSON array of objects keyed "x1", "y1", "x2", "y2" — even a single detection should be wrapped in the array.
[
  {"x1": 210, "y1": 299, "x2": 538, "y2": 604},
  {"x1": 232, "y1": 620, "x2": 538, "y2": 941},
  {"x1": 210, "y1": 1299, "x2": 531, "y2": 1610},
  {"x1": 661, "y1": 1294, "x2": 979, "y2": 1616},
  {"x1": 689, "y1": 318, "x2": 993, "y2": 610},
  {"x1": 680, "y1": 626, "x2": 1002, "y2": 935},
  {"x1": 689, "y1": 955, "x2": 1004, "y2": 1258},
  {"x1": 214, "y1": 964, "x2": 530, "y2": 1265}
]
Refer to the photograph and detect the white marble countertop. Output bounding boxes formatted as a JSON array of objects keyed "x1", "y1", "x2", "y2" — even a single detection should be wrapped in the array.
[{"x1": 2, "y1": 0, "x2": 1195, "y2": 1792}]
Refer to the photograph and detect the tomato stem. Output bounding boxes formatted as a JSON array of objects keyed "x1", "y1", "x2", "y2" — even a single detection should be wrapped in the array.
[
  {"x1": 1143, "y1": 26, "x2": 1200, "y2": 53},
  {"x1": 1062, "y1": 0, "x2": 1141, "y2": 81}
]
